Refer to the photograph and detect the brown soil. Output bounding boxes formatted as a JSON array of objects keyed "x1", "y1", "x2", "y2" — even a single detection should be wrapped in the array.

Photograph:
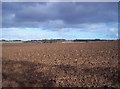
[{"x1": 2, "y1": 41, "x2": 119, "y2": 87}]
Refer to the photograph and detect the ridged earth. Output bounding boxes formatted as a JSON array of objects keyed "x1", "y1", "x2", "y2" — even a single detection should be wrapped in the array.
[{"x1": 2, "y1": 41, "x2": 119, "y2": 87}]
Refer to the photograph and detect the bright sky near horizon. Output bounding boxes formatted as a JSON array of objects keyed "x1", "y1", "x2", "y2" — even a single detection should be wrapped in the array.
[{"x1": 2, "y1": 2, "x2": 118, "y2": 40}]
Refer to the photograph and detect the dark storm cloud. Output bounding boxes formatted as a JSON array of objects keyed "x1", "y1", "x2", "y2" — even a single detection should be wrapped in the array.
[{"x1": 2, "y1": 2, "x2": 118, "y2": 28}]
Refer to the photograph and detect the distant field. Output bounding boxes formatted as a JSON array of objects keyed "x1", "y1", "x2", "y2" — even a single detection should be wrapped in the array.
[
  {"x1": 62, "y1": 41, "x2": 110, "y2": 43},
  {"x1": 2, "y1": 41, "x2": 119, "y2": 87},
  {"x1": 62, "y1": 41, "x2": 75, "y2": 43},
  {"x1": 0, "y1": 41, "x2": 23, "y2": 43}
]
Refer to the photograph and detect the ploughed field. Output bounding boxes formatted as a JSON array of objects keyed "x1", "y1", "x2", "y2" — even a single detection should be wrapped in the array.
[{"x1": 2, "y1": 41, "x2": 119, "y2": 87}]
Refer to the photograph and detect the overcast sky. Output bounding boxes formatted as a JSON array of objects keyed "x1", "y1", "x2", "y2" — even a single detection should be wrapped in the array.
[{"x1": 2, "y1": 2, "x2": 118, "y2": 40}]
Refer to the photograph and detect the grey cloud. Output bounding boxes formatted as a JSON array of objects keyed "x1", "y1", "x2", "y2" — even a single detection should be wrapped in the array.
[{"x1": 2, "y1": 2, "x2": 118, "y2": 29}]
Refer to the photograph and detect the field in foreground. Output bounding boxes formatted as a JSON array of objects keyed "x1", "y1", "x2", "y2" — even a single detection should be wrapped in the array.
[{"x1": 2, "y1": 41, "x2": 119, "y2": 87}]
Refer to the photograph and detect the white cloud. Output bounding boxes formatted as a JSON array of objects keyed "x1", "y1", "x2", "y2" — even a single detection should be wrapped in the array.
[
  {"x1": 2, "y1": 28, "x2": 44, "y2": 40},
  {"x1": 109, "y1": 28, "x2": 117, "y2": 32}
]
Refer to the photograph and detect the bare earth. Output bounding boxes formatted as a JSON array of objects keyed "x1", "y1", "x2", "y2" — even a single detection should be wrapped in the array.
[{"x1": 2, "y1": 41, "x2": 119, "y2": 87}]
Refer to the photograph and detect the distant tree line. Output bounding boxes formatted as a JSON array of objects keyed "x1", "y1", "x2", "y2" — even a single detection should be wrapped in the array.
[
  {"x1": 24, "y1": 39, "x2": 66, "y2": 43},
  {"x1": 73, "y1": 39, "x2": 102, "y2": 42},
  {"x1": 1, "y1": 39, "x2": 117, "y2": 43},
  {"x1": 0, "y1": 40, "x2": 22, "y2": 42}
]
